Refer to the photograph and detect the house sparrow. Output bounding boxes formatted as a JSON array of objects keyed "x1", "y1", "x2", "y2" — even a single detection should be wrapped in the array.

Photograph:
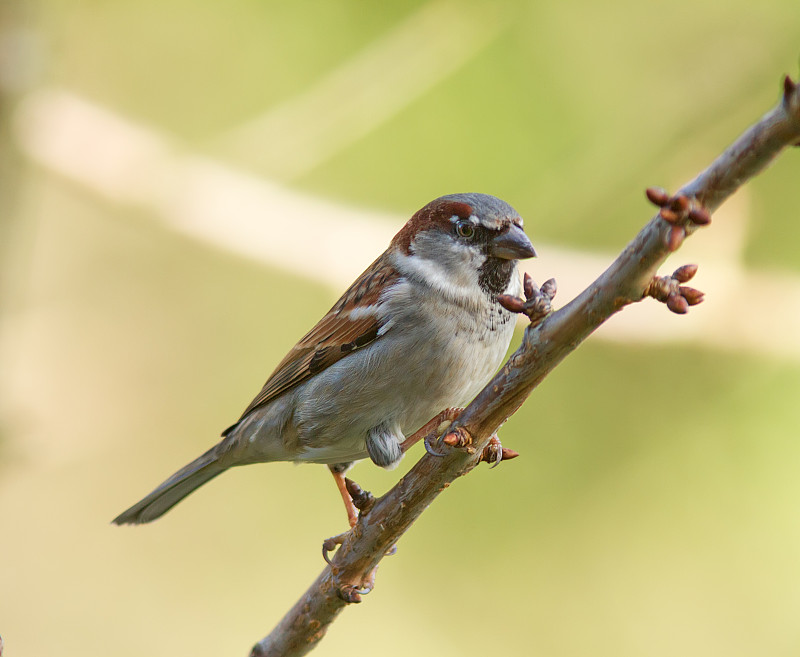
[{"x1": 113, "y1": 193, "x2": 536, "y2": 526}]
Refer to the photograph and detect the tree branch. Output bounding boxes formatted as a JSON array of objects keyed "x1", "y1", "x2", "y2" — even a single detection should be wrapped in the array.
[{"x1": 250, "y1": 75, "x2": 800, "y2": 657}]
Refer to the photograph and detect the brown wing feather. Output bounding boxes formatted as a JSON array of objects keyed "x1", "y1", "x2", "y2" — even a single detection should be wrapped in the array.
[{"x1": 222, "y1": 253, "x2": 398, "y2": 435}]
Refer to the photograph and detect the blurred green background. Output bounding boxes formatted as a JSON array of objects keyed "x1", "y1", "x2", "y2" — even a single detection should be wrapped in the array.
[{"x1": 2, "y1": 1, "x2": 800, "y2": 656}]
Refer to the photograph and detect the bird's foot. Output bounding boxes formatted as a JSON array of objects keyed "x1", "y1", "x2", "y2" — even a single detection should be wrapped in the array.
[
  {"x1": 423, "y1": 432, "x2": 447, "y2": 457},
  {"x1": 426, "y1": 418, "x2": 520, "y2": 466},
  {"x1": 394, "y1": 407, "x2": 463, "y2": 457},
  {"x1": 323, "y1": 527, "x2": 388, "y2": 603},
  {"x1": 329, "y1": 465, "x2": 375, "y2": 527},
  {"x1": 337, "y1": 584, "x2": 371, "y2": 603},
  {"x1": 439, "y1": 425, "x2": 473, "y2": 450},
  {"x1": 322, "y1": 531, "x2": 349, "y2": 566},
  {"x1": 336, "y1": 565, "x2": 380, "y2": 603},
  {"x1": 419, "y1": 407, "x2": 479, "y2": 457},
  {"x1": 420, "y1": 420, "x2": 469, "y2": 453},
  {"x1": 423, "y1": 420, "x2": 470, "y2": 457},
  {"x1": 497, "y1": 273, "x2": 557, "y2": 326},
  {"x1": 322, "y1": 477, "x2": 378, "y2": 566}
]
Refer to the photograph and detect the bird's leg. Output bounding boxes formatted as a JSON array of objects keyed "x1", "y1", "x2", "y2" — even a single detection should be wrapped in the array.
[
  {"x1": 323, "y1": 408, "x2": 467, "y2": 565},
  {"x1": 322, "y1": 465, "x2": 358, "y2": 567},
  {"x1": 396, "y1": 407, "x2": 463, "y2": 457},
  {"x1": 421, "y1": 412, "x2": 521, "y2": 465},
  {"x1": 323, "y1": 466, "x2": 379, "y2": 566},
  {"x1": 328, "y1": 464, "x2": 359, "y2": 528},
  {"x1": 321, "y1": 477, "x2": 392, "y2": 568},
  {"x1": 322, "y1": 531, "x2": 349, "y2": 565},
  {"x1": 325, "y1": 414, "x2": 462, "y2": 567}
]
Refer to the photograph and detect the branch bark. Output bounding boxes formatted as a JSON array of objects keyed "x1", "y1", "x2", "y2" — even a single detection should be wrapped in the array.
[{"x1": 250, "y1": 75, "x2": 800, "y2": 657}]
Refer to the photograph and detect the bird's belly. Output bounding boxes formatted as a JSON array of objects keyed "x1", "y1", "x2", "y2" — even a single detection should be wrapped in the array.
[{"x1": 292, "y1": 306, "x2": 514, "y2": 464}]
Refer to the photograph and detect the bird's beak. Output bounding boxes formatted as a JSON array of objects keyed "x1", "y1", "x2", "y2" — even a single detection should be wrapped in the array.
[{"x1": 490, "y1": 224, "x2": 537, "y2": 260}]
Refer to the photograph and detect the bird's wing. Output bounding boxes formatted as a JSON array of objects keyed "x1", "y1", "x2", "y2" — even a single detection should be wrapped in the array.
[{"x1": 222, "y1": 253, "x2": 399, "y2": 436}]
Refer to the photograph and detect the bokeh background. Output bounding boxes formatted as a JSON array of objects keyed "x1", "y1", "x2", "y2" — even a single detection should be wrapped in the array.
[{"x1": 2, "y1": 1, "x2": 800, "y2": 656}]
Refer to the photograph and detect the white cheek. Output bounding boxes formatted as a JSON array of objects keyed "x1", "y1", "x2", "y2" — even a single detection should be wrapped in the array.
[{"x1": 390, "y1": 249, "x2": 479, "y2": 304}]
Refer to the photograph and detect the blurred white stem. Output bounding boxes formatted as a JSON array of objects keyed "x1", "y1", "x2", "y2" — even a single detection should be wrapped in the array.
[{"x1": 14, "y1": 88, "x2": 800, "y2": 360}]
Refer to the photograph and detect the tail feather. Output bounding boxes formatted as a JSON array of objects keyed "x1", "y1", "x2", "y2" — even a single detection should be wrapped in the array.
[{"x1": 112, "y1": 446, "x2": 229, "y2": 525}]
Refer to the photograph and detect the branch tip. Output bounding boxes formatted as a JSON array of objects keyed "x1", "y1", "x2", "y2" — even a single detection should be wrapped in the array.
[
  {"x1": 679, "y1": 286, "x2": 704, "y2": 306},
  {"x1": 645, "y1": 267, "x2": 705, "y2": 315},
  {"x1": 688, "y1": 206, "x2": 711, "y2": 226},
  {"x1": 523, "y1": 272, "x2": 536, "y2": 299},
  {"x1": 496, "y1": 293, "x2": 526, "y2": 314},
  {"x1": 496, "y1": 275, "x2": 556, "y2": 324},
  {"x1": 345, "y1": 478, "x2": 375, "y2": 514},
  {"x1": 656, "y1": 190, "x2": 712, "y2": 230},
  {"x1": 669, "y1": 195, "x2": 690, "y2": 212},
  {"x1": 540, "y1": 277, "x2": 557, "y2": 299},
  {"x1": 659, "y1": 207, "x2": 680, "y2": 224},
  {"x1": 783, "y1": 74, "x2": 797, "y2": 100},
  {"x1": 781, "y1": 75, "x2": 800, "y2": 137},
  {"x1": 479, "y1": 436, "x2": 519, "y2": 467},
  {"x1": 672, "y1": 263, "x2": 698, "y2": 283},
  {"x1": 666, "y1": 295, "x2": 689, "y2": 314},
  {"x1": 645, "y1": 186, "x2": 670, "y2": 207}
]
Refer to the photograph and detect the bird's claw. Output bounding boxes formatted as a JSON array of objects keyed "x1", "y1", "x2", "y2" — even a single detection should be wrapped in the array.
[
  {"x1": 497, "y1": 274, "x2": 557, "y2": 326},
  {"x1": 337, "y1": 572, "x2": 378, "y2": 603},
  {"x1": 420, "y1": 411, "x2": 518, "y2": 468},
  {"x1": 337, "y1": 585, "x2": 370, "y2": 603},
  {"x1": 486, "y1": 435, "x2": 504, "y2": 468},
  {"x1": 425, "y1": 425, "x2": 471, "y2": 455},
  {"x1": 424, "y1": 432, "x2": 447, "y2": 457},
  {"x1": 441, "y1": 426, "x2": 473, "y2": 449},
  {"x1": 335, "y1": 564, "x2": 381, "y2": 603},
  {"x1": 429, "y1": 426, "x2": 519, "y2": 469},
  {"x1": 322, "y1": 531, "x2": 350, "y2": 565},
  {"x1": 426, "y1": 425, "x2": 475, "y2": 457},
  {"x1": 418, "y1": 407, "x2": 466, "y2": 457}
]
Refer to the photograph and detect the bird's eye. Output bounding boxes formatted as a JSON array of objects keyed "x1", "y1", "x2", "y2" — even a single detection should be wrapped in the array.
[{"x1": 455, "y1": 220, "x2": 475, "y2": 239}]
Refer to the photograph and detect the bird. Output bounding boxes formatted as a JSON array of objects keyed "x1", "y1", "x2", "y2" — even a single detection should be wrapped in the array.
[{"x1": 112, "y1": 193, "x2": 536, "y2": 527}]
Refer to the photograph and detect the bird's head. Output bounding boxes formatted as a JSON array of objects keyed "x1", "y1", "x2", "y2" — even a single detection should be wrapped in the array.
[{"x1": 391, "y1": 193, "x2": 536, "y2": 298}]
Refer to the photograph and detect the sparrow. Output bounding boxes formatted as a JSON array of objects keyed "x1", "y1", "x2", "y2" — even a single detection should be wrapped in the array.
[{"x1": 113, "y1": 193, "x2": 536, "y2": 527}]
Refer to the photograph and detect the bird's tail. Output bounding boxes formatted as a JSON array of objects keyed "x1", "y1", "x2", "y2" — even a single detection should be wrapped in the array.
[{"x1": 112, "y1": 444, "x2": 229, "y2": 525}]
